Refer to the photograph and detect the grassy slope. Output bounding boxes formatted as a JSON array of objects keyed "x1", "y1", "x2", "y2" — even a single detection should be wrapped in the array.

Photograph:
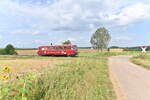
[
  {"x1": 0, "y1": 53, "x2": 116, "y2": 100},
  {"x1": 131, "y1": 54, "x2": 150, "y2": 69}
]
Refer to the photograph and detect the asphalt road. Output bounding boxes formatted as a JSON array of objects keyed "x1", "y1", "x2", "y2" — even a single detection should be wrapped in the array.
[{"x1": 109, "y1": 56, "x2": 150, "y2": 100}]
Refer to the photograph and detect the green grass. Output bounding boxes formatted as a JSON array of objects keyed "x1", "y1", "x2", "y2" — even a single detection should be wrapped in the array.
[
  {"x1": 0, "y1": 55, "x2": 116, "y2": 100},
  {"x1": 78, "y1": 51, "x2": 141, "y2": 57}
]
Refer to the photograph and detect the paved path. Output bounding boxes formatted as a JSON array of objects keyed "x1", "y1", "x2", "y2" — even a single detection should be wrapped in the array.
[{"x1": 109, "y1": 56, "x2": 150, "y2": 100}]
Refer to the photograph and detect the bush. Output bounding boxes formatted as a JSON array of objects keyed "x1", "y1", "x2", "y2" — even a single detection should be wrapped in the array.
[
  {"x1": 0, "y1": 44, "x2": 17, "y2": 55},
  {"x1": 5, "y1": 44, "x2": 17, "y2": 55}
]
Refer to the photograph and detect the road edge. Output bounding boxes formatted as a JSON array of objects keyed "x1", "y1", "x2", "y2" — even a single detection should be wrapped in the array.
[{"x1": 109, "y1": 57, "x2": 127, "y2": 100}]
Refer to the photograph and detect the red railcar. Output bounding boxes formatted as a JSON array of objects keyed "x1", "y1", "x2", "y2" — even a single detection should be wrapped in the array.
[{"x1": 37, "y1": 45, "x2": 78, "y2": 56}]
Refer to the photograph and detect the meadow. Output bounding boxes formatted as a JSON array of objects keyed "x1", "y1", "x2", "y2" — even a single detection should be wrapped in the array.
[
  {"x1": 0, "y1": 52, "x2": 117, "y2": 100},
  {"x1": 0, "y1": 49, "x2": 146, "y2": 100}
]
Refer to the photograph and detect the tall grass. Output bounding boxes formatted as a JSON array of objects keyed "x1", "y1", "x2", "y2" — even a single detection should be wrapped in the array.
[
  {"x1": 31, "y1": 58, "x2": 116, "y2": 100},
  {"x1": 0, "y1": 57, "x2": 116, "y2": 100}
]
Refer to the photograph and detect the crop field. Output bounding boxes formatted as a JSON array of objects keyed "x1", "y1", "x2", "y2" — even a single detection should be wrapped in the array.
[
  {"x1": 0, "y1": 57, "x2": 69, "y2": 79},
  {"x1": 16, "y1": 50, "x2": 38, "y2": 55},
  {"x1": 0, "y1": 53, "x2": 116, "y2": 100}
]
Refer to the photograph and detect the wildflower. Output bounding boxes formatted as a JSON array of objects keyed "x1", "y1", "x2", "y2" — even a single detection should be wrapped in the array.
[
  {"x1": 2, "y1": 66, "x2": 11, "y2": 72},
  {"x1": 1, "y1": 74, "x2": 9, "y2": 80},
  {"x1": 10, "y1": 92, "x2": 17, "y2": 97}
]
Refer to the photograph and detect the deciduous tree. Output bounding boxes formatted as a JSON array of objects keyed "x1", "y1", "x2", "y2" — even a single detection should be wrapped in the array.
[
  {"x1": 90, "y1": 27, "x2": 111, "y2": 51},
  {"x1": 62, "y1": 40, "x2": 72, "y2": 45}
]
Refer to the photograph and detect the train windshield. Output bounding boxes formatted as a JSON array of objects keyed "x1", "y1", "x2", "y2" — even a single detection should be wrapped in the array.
[
  {"x1": 40, "y1": 47, "x2": 48, "y2": 50},
  {"x1": 72, "y1": 46, "x2": 78, "y2": 50}
]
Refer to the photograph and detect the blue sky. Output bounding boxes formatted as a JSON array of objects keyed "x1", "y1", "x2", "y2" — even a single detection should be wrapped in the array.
[{"x1": 0, "y1": 0, "x2": 150, "y2": 48}]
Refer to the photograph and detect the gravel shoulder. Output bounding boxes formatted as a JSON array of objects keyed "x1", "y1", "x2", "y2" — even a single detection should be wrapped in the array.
[{"x1": 109, "y1": 56, "x2": 150, "y2": 100}]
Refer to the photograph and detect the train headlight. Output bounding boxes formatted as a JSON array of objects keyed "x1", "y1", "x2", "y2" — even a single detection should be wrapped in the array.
[{"x1": 62, "y1": 51, "x2": 66, "y2": 54}]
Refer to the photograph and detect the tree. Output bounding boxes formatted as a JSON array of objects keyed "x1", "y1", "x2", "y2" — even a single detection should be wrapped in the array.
[
  {"x1": 4, "y1": 44, "x2": 17, "y2": 55},
  {"x1": 90, "y1": 27, "x2": 111, "y2": 51},
  {"x1": 62, "y1": 40, "x2": 72, "y2": 45}
]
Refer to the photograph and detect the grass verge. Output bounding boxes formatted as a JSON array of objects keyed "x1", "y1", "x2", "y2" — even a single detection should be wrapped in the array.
[{"x1": 131, "y1": 54, "x2": 150, "y2": 69}]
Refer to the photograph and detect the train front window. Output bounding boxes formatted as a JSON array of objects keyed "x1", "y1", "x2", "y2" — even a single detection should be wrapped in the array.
[
  {"x1": 72, "y1": 47, "x2": 78, "y2": 50},
  {"x1": 41, "y1": 48, "x2": 45, "y2": 50},
  {"x1": 40, "y1": 47, "x2": 48, "y2": 50}
]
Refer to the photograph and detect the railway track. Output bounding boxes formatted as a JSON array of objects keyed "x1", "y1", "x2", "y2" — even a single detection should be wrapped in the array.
[{"x1": 0, "y1": 55, "x2": 105, "y2": 59}]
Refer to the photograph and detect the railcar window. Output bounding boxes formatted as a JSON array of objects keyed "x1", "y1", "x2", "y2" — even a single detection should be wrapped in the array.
[
  {"x1": 52, "y1": 47, "x2": 56, "y2": 50},
  {"x1": 48, "y1": 47, "x2": 54, "y2": 50},
  {"x1": 64, "y1": 47, "x2": 71, "y2": 50},
  {"x1": 68, "y1": 47, "x2": 71, "y2": 49},
  {"x1": 72, "y1": 47, "x2": 78, "y2": 50},
  {"x1": 61, "y1": 47, "x2": 64, "y2": 50},
  {"x1": 45, "y1": 47, "x2": 72, "y2": 50},
  {"x1": 51, "y1": 47, "x2": 59, "y2": 50},
  {"x1": 56, "y1": 47, "x2": 63, "y2": 50},
  {"x1": 63, "y1": 47, "x2": 66, "y2": 50},
  {"x1": 55, "y1": 47, "x2": 59, "y2": 50}
]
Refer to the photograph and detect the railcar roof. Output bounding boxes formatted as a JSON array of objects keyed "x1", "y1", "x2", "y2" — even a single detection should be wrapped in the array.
[{"x1": 39, "y1": 45, "x2": 77, "y2": 48}]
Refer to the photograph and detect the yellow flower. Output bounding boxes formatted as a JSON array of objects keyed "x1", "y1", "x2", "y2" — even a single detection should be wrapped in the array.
[
  {"x1": 1, "y1": 74, "x2": 9, "y2": 80},
  {"x1": 2, "y1": 66, "x2": 11, "y2": 72}
]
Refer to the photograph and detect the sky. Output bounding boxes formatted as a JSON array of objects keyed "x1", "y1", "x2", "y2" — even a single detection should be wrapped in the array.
[{"x1": 0, "y1": 0, "x2": 150, "y2": 48}]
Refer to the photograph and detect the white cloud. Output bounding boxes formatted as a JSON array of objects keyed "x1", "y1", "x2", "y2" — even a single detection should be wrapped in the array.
[
  {"x1": 112, "y1": 36, "x2": 132, "y2": 41},
  {"x1": 111, "y1": 35, "x2": 133, "y2": 46},
  {"x1": 66, "y1": 37, "x2": 83, "y2": 42},
  {"x1": 108, "y1": 2, "x2": 150, "y2": 26},
  {"x1": 0, "y1": 0, "x2": 150, "y2": 47},
  {"x1": 34, "y1": 40, "x2": 50, "y2": 44},
  {"x1": 11, "y1": 29, "x2": 41, "y2": 35},
  {"x1": 0, "y1": 0, "x2": 149, "y2": 35}
]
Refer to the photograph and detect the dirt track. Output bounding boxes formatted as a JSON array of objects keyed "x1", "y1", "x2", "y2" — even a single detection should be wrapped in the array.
[{"x1": 109, "y1": 56, "x2": 150, "y2": 100}]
